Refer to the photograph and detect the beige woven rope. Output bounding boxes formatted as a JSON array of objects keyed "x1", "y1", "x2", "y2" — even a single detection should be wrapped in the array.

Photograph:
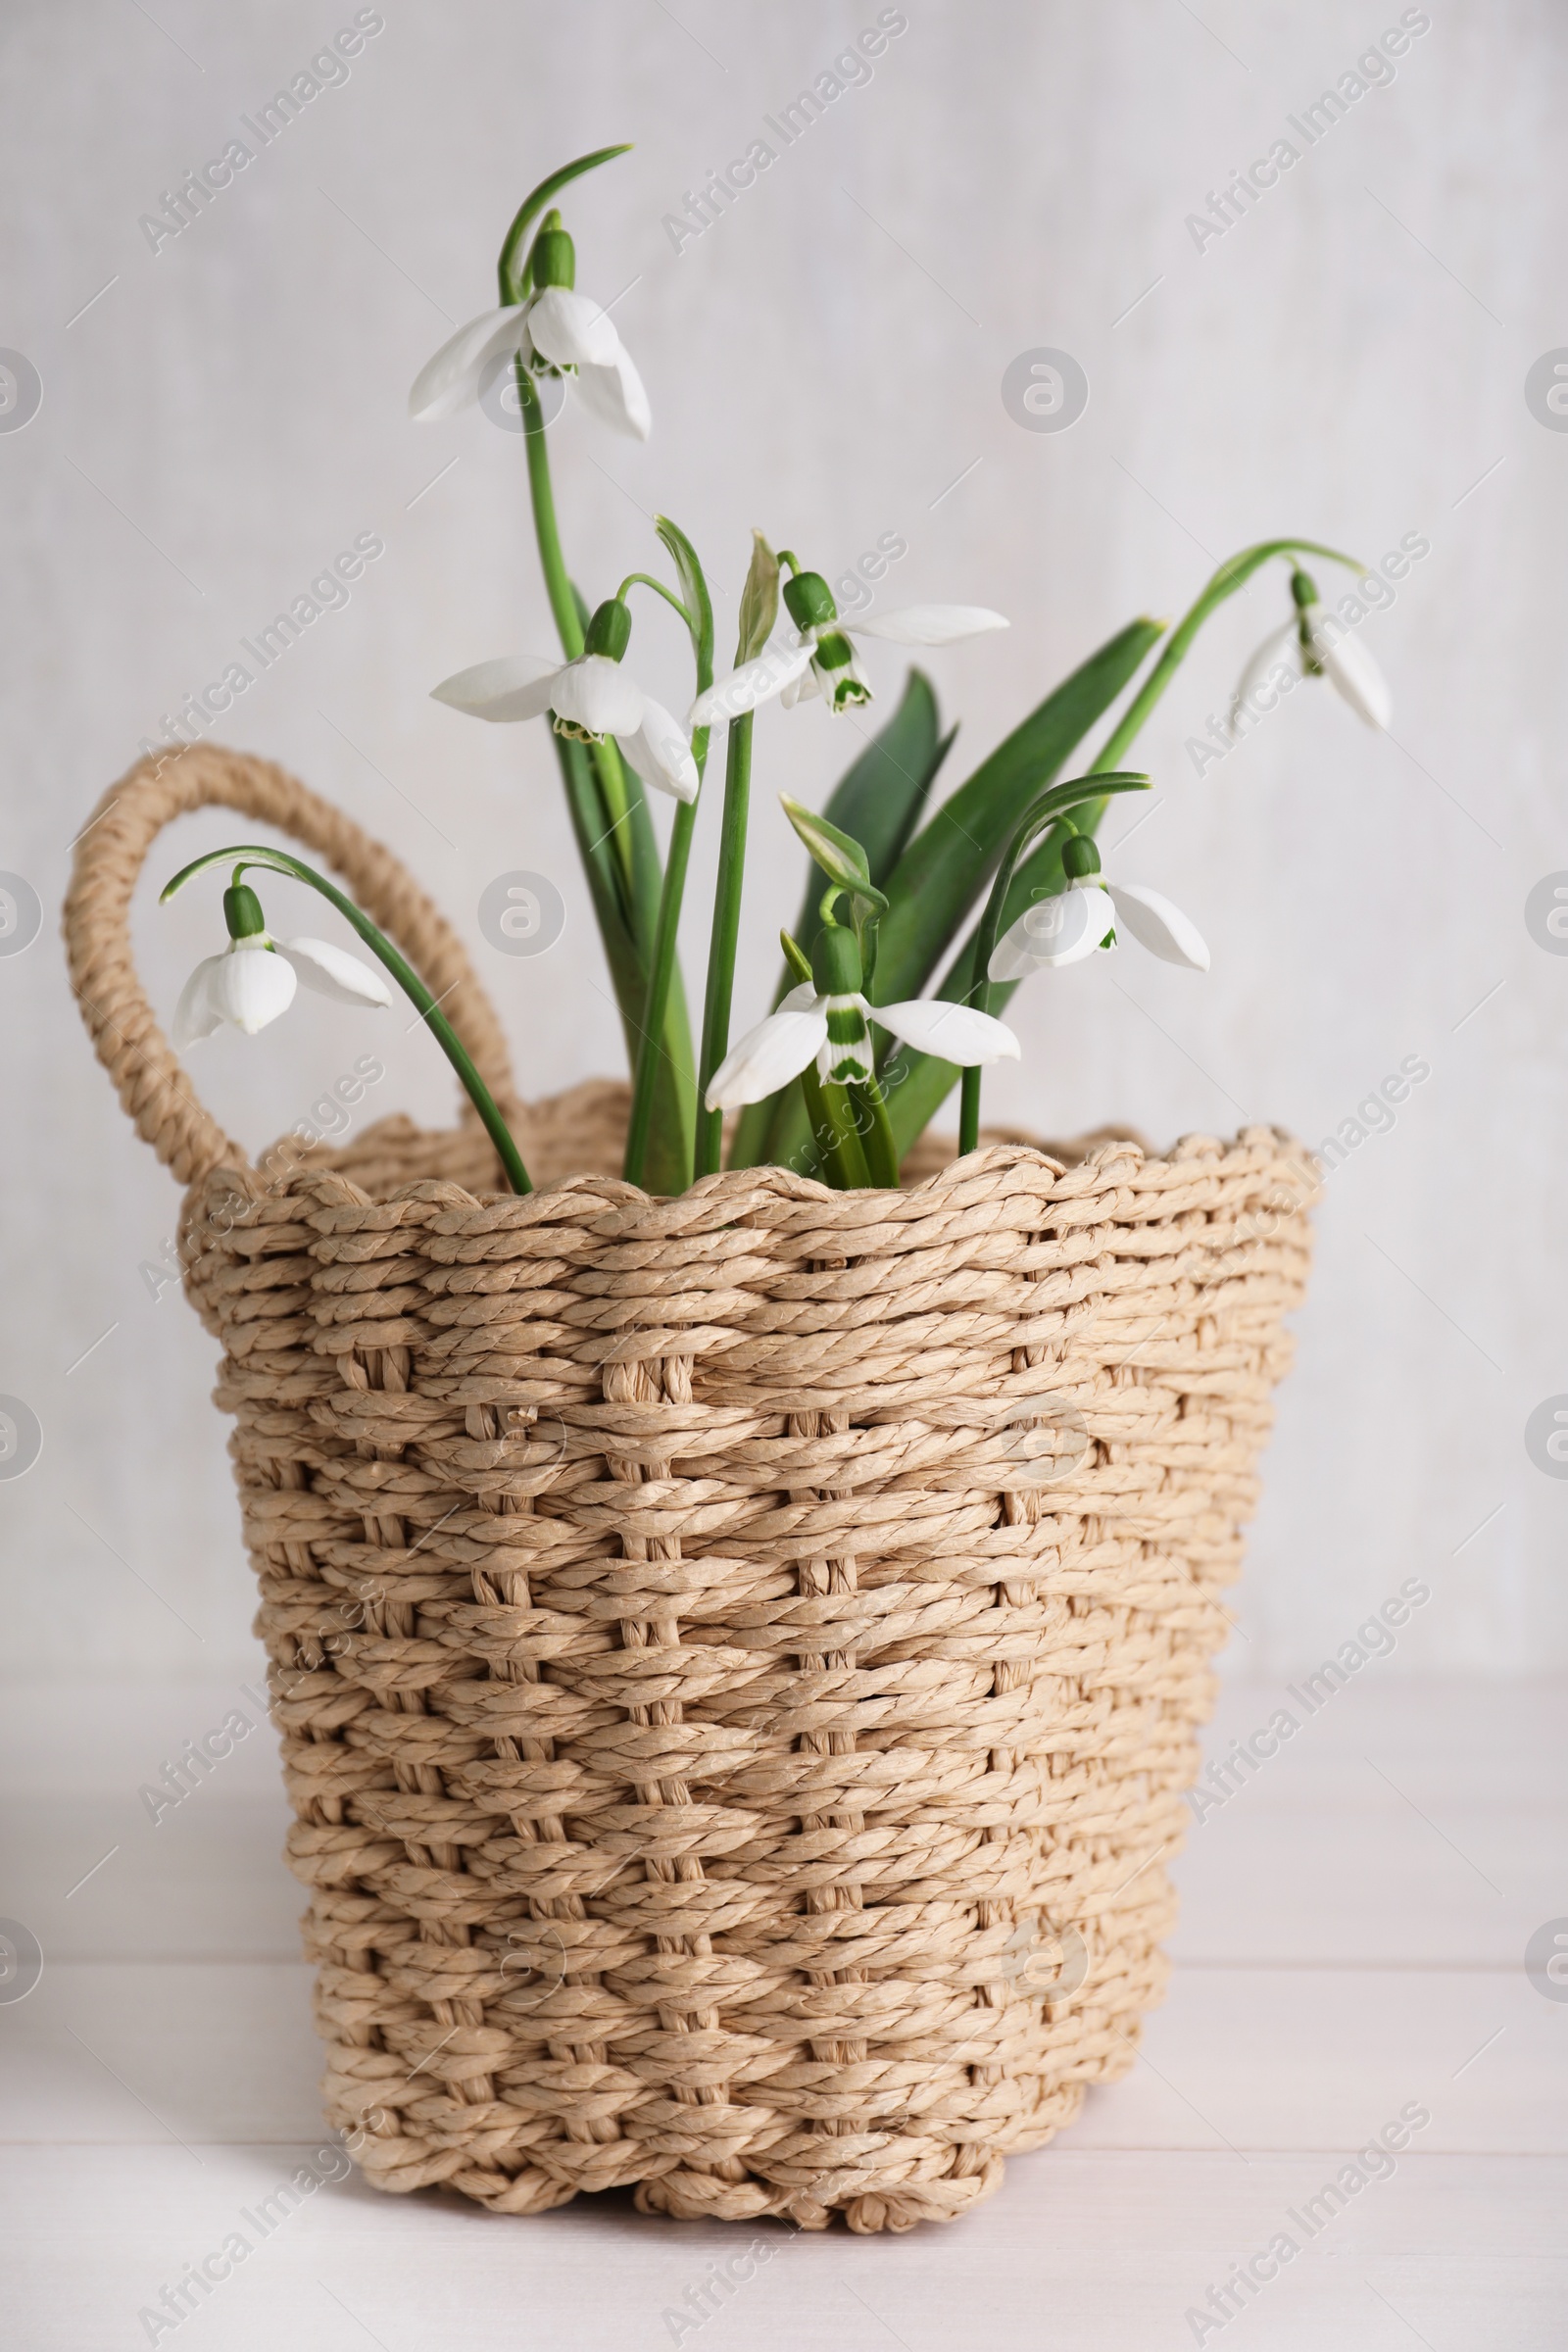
[{"x1": 67, "y1": 748, "x2": 1316, "y2": 2232}]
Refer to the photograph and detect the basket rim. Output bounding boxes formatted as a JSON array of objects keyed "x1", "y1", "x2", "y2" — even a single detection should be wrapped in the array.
[{"x1": 188, "y1": 1092, "x2": 1319, "y2": 1238}]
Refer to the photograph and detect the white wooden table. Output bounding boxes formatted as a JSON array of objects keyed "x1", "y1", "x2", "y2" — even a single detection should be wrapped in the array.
[{"x1": 3, "y1": 1675, "x2": 1562, "y2": 2349}]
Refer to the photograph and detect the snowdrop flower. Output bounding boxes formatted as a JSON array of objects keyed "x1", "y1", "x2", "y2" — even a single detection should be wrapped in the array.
[
  {"x1": 1231, "y1": 565, "x2": 1391, "y2": 733},
  {"x1": 431, "y1": 597, "x2": 698, "y2": 802},
  {"x1": 409, "y1": 212, "x2": 649, "y2": 441},
  {"x1": 707, "y1": 924, "x2": 1018, "y2": 1111},
  {"x1": 990, "y1": 833, "x2": 1209, "y2": 981},
  {"x1": 172, "y1": 884, "x2": 391, "y2": 1048},
  {"x1": 691, "y1": 566, "x2": 1007, "y2": 727}
]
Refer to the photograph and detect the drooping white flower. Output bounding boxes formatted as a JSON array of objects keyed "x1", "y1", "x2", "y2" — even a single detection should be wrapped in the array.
[
  {"x1": 408, "y1": 217, "x2": 649, "y2": 441},
  {"x1": 172, "y1": 869, "x2": 392, "y2": 1049},
  {"x1": 172, "y1": 935, "x2": 392, "y2": 1049},
  {"x1": 431, "y1": 628, "x2": 698, "y2": 805},
  {"x1": 1302, "y1": 604, "x2": 1391, "y2": 728},
  {"x1": 691, "y1": 568, "x2": 1007, "y2": 728},
  {"x1": 173, "y1": 938, "x2": 296, "y2": 1046},
  {"x1": 1231, "y1": 580, "x2": 1392, "y2": 734},
  {"x1": 989, "y1": 882, "x2": 1117, "y2": 977},
  {"x1": 990, "y1": 842, "x2": 1209, "y2": 982},
  {"x1": 706, "y1": 980, "x2": 1018, "y2": 1110}
]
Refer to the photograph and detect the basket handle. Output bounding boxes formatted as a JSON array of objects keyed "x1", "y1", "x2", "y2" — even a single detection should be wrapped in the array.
[{"x1": 65, "y1": 743, "x2": 521, "y2": 1187}]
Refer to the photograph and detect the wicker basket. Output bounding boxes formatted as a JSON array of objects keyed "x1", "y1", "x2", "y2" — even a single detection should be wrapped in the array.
[{"x1": 67, "y1": 747, "x2": 1315, "y2": 2232}]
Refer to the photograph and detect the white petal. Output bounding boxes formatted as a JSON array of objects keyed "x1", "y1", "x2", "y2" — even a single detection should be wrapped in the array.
[
  {"x1": 778, "y1": 982, "x2": 820, "y2": 1011},
  {"x1": 573, "y1": 347, "x2": 651, "y2": 441},
  {"x1": 779, "y1": 658, "x2": 822, "y2": 710},
  {"x1": 814, "y1": 992, "x2": 877, "y2": 1087},
  {"x1": 874, "y1": 998, "x2": 1021, "y2": 1065},
  {"x1": 277, "y1": 937, "x2": 394, "y2": 1006},
  {"x1": 705, "y1": 1004, "x2": 827, "y2": 1110},
  {"x1": 551, "y1": 654, "x2": 646, "y2": 738},
  {"x1": 816, "y1": 1036, "x2": 875, "y2": 1085},
  {"x1": 690, "y1": 640, "x2": 814, "y2": 728},
  {"x1": 431, "y1": 654, "x2": 563, "y2": 724},
  {"x1": 525, "y1": 285, "x2": 622, "y2": 370},
  {"x1": 1308, "y1": 610, "x2": 1392, "y2": 729},
  {"x1": 172, "y1": 954, "x2": 224, "y2": 1048},
  {"x1": 846, "y1": 605, "x2": 1009, "y2": 646},
  {"x1": 819, "y1": 651, "x2": 871, "y2": 711},
  {"x1": 1105, "y1": 883, "x2": 1210, "y2": 971},
  {"x1": 209, "y1": 941, "x2": 297, "y2": 1035},
  {"x1": 617, "y1": 698, "x2": 698, "y2": 803},
  {"x1": 409, "y1": 305, "x2": 531, "y2": 422},
  {"x1": 1230, "y1": 619, "x2": 1299, "y2": 726},
  {"x1": 989, "y1": 885, "x2": 1116, "y2": 979}
]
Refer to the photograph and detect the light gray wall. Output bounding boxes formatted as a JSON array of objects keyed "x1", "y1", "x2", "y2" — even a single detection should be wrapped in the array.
[{"x1": 3, "y1": 0, "x2": 1561, "y2": 1681}]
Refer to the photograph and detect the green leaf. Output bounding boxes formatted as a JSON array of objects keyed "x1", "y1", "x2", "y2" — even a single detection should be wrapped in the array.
[
  {"x1": 735, "y1": 529, "x2": 779, "y2": 664},
  {"x1": 654, "y1": 514, "x2": 714, "y2": 689},
  {"x1": 804, "y1": 669, "x2": 949, "y2": 912},
  {"x1": 779, "y1": 796, "x2": 886, "y2": 911},
  {"x1": 497, "y1": 145, "x2": 633, "y2": 302},
  {"x1": 779, "y1": 929, "x2": 813, "y2": 987},
  {"x1": 870, "y1": 614, "x2": 1165, "y2": 1009}
]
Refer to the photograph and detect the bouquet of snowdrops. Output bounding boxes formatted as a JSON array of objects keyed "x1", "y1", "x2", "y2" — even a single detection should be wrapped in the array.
[{"x1": 162, "y1": 146, "x2": 1388, "y2": 1198}]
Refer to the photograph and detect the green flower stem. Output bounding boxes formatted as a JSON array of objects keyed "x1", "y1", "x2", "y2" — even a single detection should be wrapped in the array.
[
  {"x1": 160, "y1": 845, "x2": 532, "y2": 1196},
  {"x1": 851, "y1": 1075, "x2": 900, "y2": 1188},
  {"x1": 956, "y1": 1063, "x2": 984, "y2": 1163},
  {"x1": 796, "y1": 1062, "x2": 837, "y2": 1184},
  {"x1": 551, "y1": 735, "x2": 692, "y2": 1196},
  {"x1": 805, "y1": 1068, "x2": 871, "y2": 1190},
  {"x1": 956, "y1": 772, "x2": 1151, "y2": 1157},
  {"x1": 616, "y1": 573, "x2": 693, "y2": 627},
  {"x1": 550, "y1": 726, "x2": 626, "y2": 931},
  {"x1": 584, "y1": 724, "x2": 636, "y2": 900},
  {"x1": 517, "y1": 363, "x2": 585, "y2": 656},
  {"x1": 620, "y1": 756, "x2": 699, "y2": 1181},
  {"x1": 496, "y1": 144, "x2": 632, "y2": 303},
  {"x1": 489, "y1": 152, "x2": 701, "y2": 1192},
  {"x1": 624, "y1": 780, "x2": 702, "y2": 1189},
  {"x1": 623, "y1": 632, "x2": 710, "y2": 1187},
  {"x1": 693, "y1": 711, "x2": 754, "y2": 1180},
  {"x1": 514, "y1": 366, "x2": 636, "y2": 912},
  {"x1": 622, "y1": 516, "x2": 712, "y2": 1190},
  {"x1": 508, "y1": 340, "x2": 695, "y2": 1192}
]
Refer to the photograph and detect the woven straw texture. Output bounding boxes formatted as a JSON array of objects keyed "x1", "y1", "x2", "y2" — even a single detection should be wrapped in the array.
[{"x1": 67, "y1": 749, "x2": 1315, "y2": 2232}]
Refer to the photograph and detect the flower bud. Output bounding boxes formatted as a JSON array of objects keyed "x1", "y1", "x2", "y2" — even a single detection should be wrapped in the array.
[
  {"x1": 223, "y1": 881, "x2": 267, "y2": 940},
  {"x1": 1061, "y1": 833, "x2": 1102, "y2": 881},
  {"x1": 782, "y1": 570, "x2": 838, "y2": 632},
  {"x1": 811, "y1": 923, "x2": 861, "y2": 997},
  {"x1": 529, "y1": 212, "x2": 575, "y2": 291},
  {"x1": 583, "y1": 598, "x2": 632, "y2": 662}
]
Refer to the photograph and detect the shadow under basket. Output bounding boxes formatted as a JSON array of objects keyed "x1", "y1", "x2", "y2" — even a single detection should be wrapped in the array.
[{"x1": 67, "y1": 746, "x2": 1316, "y2": 2232}]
